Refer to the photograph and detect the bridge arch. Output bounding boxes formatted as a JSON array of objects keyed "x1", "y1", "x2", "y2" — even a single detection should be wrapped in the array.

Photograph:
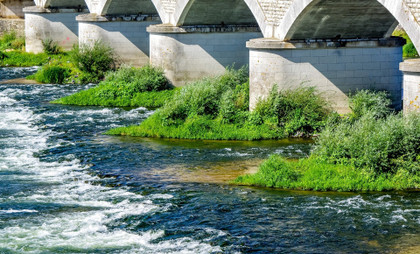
[
  {"x1": 85, "y1": 0, "x2": 160, "y2": 16},
  {"x1": 276, "y1": 0, "x2": 420, "y2": 51},
  {"x1": 173, "y1": 0, "x2": 268, "y2": 35},
  {"x1": 35, "y1": 0, "x2": 87, "y2": 8}
]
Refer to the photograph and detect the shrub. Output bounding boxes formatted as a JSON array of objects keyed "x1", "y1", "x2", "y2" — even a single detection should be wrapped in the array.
[
  {"x1": 392, "y1": 29, "x2": 419, "y2": 58},
  {"x1": 70, "y1": 41, "x2": 117, "y2": 83},
  {"x1": 42, "y1": 38, "x2": 62, "y2": 54},
  {"x1": 349, "y1": 90, "x2": 392, "y2": 120},
  {"x1": 254, "y1": 86, "x2": 332, "y2": 135},
  {"x1": 33, "y1": 65, "x2": 70, "y2": 84},
  {"x1": 314, "y1": 112, "x2": 420, "y2": 174},
  {"x1": 102, "y1": 65, "x2": 169, "y2": 94}
]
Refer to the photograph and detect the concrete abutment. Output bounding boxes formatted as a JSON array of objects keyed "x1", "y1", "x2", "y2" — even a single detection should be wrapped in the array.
[
  {"x1": 77, "y1": 14, "x2": 160, "y2": 67},
  {"x1": 24, "y1": 6, "x2": 85, "y2": 53},
  {"x1": 148, "y1": 24, "x2": 261, "y2": 86},
  {"x1": 247, "y1": 38, "x2": 405, "y2": 113}
]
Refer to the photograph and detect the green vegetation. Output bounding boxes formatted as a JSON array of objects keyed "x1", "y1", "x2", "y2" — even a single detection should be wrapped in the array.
[
  {"x1": 52, "y1": 65, "x2": 175, "y2": 108},
  {"x1": 235, "y1": 91, "x2": 420, "y2": 191},
  {"x1": 42, "y1": 38, "x2": 62, "y2": 55},
  {"x1": 393, "y1": 29, "x2": 419, "y2": 58},
  {"x1": 70, "y1": 41, "x2": 117, "y2": 83},
  {"x1": 31, "y1": 65, "x2": 70, "y2": 84},
  {"x1": 107, "y1": 68, "x2": 332, "y2": 140},
  {"x1": 0, "y1": 31, "x2": 51, "y2": 67},
  {"x1": 0, "y1": 31, "x2": 25, "y2": 51},
  {"x1": 0, "y1": 51, "x2": 49, "y2": 67}
]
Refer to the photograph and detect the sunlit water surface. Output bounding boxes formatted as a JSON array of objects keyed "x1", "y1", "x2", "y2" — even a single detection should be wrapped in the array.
[{"x1": 0, "y1": 67, "x2": 419, "y2": 253}]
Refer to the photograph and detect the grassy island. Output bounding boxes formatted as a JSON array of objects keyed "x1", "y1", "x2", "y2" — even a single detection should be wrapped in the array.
[
  {"x1": 52, "y1": 65, "x2": 175, "y2": 108},
  {"x1": 235, "y1": 91, "x2": 420, "y2": 191},
  {"x1": 106, "y1": 68, "x2": 332, "y2": 140}
]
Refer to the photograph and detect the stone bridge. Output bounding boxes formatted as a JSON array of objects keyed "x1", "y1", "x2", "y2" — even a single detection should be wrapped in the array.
[{"x1": 17, "y1": 0, "x2": 420, "y2": 111}]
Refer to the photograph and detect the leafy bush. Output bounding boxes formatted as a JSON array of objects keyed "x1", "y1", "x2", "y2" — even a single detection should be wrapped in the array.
[
  {"x1": 254, "y1": 86, "x2": 331, "y2": 136},
  {"x1": 52, "y1": 65, "x2": 173, "y2": 107},
  {"x1": 33, "y1": 65, "x2": 70, "y2": 84},
  {"x1": 42, "y1": 38, "x2": 62, "y2": 54},
  {"x1": 101, "y1": 65, "x2": 169, "y2": 95},
  {"x1": 70, "y1": 41, "x2": 117, "y2": 83},
  {"x1": 349, "y1": 90, "x2": 392, "y2": 120},
  {"x1": 393, "y1": 29, "x2": 419, "y2": 58},
  {"x1": 314, "y1": 112, "x2": 420, "y2": 174}
]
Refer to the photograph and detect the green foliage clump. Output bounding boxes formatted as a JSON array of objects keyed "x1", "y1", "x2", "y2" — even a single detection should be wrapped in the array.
[
  {"x1": 235, "y1": 90, "x2": 420, "y2": 191},
  {"x1": 349, "y1": 90, "x2": 392, "y2": 120},
  {"x1": 70, "y1": 41, "x2": 117, "y2": 83},
  {"x1": 42, "y1": 38, "x2": 62, "y2": 55},
  {"x1": 0, "y1": 31, "x2": 25, "y2": 51},
  {"x1": 254, "y1": 86, "x2": 331, "y2": 136},
  {"x1": 107, "y1": 68, "x2": 332, "y2": 140},
  {"x1": 52, "y1": 65, "x2": 173, "y2": 108},
  {"x1": 393, "y1": 29, "x2": 419, "y2": 58},
  {"x1": 32, "y1": 65, "x2": 70, "y2": 84}
]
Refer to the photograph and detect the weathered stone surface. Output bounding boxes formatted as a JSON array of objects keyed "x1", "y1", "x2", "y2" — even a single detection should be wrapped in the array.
[
  {"x1": 400, "y1": 59, "x2": 420, "y2": 112},
  {"x1": 149, "y1": 24, "x2": 261, "y2": 86},
  {"x1": 1, "y1": 0, "x2": 34, "y2": 18},
  {"x1": 0, "y1": 18, "x2": 24, "y2": 36},
  {"x1": 79, "y1": 18, "x2": 159, "y2": 67}
]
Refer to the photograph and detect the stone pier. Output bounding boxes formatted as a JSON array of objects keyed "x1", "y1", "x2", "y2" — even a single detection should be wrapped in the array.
[
  {"x1": 400, "y1": 59, "x2": 420, "y2": 112},
  {"x1": 23, "y1": 6, "x2": 86, "y2": 53},
  {"x1": 77, "y1": 14, "x2": 160, "y2": 67},
  {"x1": 247, "y1": 38, "x2": 405, "y2": 113},
  {"x1": 148, "y1": 24, "x2": 262, "y2": 86}
]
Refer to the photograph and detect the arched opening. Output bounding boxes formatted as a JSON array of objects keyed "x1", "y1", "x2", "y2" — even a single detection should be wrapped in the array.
[
  {"x1": 45, "y1": 0, "x2": 87, "y2": 8},
  {"x1": 103, "y1": 0, "x2": 158, "y2": 16},
  {"x1": 285, "y1": 0, "x2": 397, "y2": 40},
  {"x1": 179, "y1": 0, "x2": 258, "y2": 26}
]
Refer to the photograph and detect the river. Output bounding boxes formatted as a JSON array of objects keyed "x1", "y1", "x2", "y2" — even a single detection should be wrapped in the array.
[{"x1": 0, "y1": 67, "x2": 419, "y2": 253}]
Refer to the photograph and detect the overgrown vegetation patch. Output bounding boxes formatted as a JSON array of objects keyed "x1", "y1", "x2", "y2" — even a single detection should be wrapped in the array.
[
  {"x1": 107, "y1": 68, "x2": 332, "y2": 140},
  {"x1": 52, "y1": 65, "x2": 175, "y2": 108},
  {"x1": 235, "y1": 91, "x2": 420, "y2": 191},
  {"x1": 393, "y1": 29, "x2": 419, "y2": 58}
]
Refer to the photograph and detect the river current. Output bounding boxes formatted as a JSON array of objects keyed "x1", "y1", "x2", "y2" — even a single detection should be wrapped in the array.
[{"x1": 0, "y1": 67, "x2": 419, "y2": 253}]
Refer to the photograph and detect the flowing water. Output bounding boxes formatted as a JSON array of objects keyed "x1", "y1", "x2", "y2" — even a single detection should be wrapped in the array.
[{"x1": 0, "y1": 67, "x2": 420, "y2": 253}]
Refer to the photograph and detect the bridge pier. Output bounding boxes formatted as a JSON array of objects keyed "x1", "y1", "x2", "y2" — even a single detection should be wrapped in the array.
[
  {"x1": 247, "y1": 38, "x2": 405, "y2": 113},
  {"x1": 77, "y1": 14, "x2": 160, "y2": 67},
  {"x1": 23, "y1": 6, "x2": 86, "y2": 53},
  {"x1": 400, "y1": 59, "x2": 420, "y2": 113},
  {"x1": 147, "y1": 24, "x2": 261, "y2": 86}
]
